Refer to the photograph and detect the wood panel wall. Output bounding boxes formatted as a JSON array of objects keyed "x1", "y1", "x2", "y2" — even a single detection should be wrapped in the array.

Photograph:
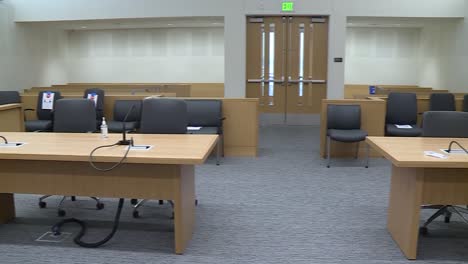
[{"x1": 0, "y1": 104, "x2": 24, "y2": 132}]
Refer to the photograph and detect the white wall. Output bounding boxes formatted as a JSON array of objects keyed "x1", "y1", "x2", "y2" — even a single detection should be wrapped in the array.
[
  {"x1": 7, "y1": 0, "x2": 467, "y2": 98},
  {"x1": 66, "y1": 28, "x2": 224, "y2": 83},
  {"x1": 441, "y1": 4, "x2": 468, "y2": 93},
  {"x1": 345, "y1": 27, "x2": 421, "y2": 86}
]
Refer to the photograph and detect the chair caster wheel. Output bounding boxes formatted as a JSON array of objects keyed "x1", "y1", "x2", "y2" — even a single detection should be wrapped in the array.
[
  {"x1": 130, "y1": 199, "x2": 138, "y2": 205},
  {"x1": 71, "y1": 196, "x2": 76, "y2": 202},
  {"x1": 419, "y1": 227, "x2": 428, "y2": 236},
  {"x1": 58, "y1": 210, "x2": 66, "y2": 217},
  {"x1": 445, "y1": 216, "x2": 451, "y2": 223},
  {"x1": 39, "y1": 201, "x2": 47, "y2": 208},
  {"x1": 365, "y1": 166, "x2": 368, "y2": 168},
  {"x1": 195, "y1": 200, "x2": 199, "y2": 206},
  {"x1": 96, "y1": 203, "x2": 104, "y2": 210},
  {"x1": 133, "y1": 211, "x2": 140, "y2": 218},
  {"x1": 326, "y1": 165, "x2": 330, "y2": 168}
]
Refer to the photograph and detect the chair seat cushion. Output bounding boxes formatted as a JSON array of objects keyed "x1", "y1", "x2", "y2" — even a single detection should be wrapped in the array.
[
  {"x1": 107, "y1": 121, "x2": 139, "y2": 133},
  {"x1": 25, "y1": 120, "x2": 53, "y2": 132},
  {"x1": 187, "y1": 126, "x2": 219, "y2": 135},
  {"x1": 327, "y1": 129, "x2": 368, "y2": 142},
  {"x1": 386, "y1": 124, "x2": 422, "y2": 137}
]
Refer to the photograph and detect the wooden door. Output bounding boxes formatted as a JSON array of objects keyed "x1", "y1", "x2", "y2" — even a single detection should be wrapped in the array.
[{"x1": 246, "y1": 16, "x2": 329, "y2": 123}]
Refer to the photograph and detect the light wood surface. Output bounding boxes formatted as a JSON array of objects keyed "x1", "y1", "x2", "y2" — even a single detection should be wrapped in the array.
[
  {"x1": 24, "y1": 83, "x2": 225, "y2": 98},
  {"x1": 368, "y1": 137, "x2": 468, "y2": 259},
  {"x1": 20, "y1": 95, "x2": 259, "y2": 157},
  {"x1": 0, "y1": 104, "x2": 24, "y2": 132},
  {"x1": 366, "y1": 137, "x2": 468, "y2": 168},
  {"x1": 320, "y1": 99, "x2": 386, "y2": 158},
  {"x1": 0, "y1": 132, "x2": 214, "y2": 253},
  {"x1": 0, "y1": 132, "x2": 217, "y2": 165}
]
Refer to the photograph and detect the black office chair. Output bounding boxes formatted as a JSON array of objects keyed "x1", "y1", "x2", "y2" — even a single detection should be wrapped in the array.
[
  {"x1": 0, "y1": 91, "x2": 21, "y2": 105},
  {"x1": 108, "y1": 100, "x2": 142, "y2": 133},
  {"x1": 83, "y1": 88, "x2": 105, "y2": 127},
  {"x1": 38, "y1": 99, "x2": 104, "y2": 217},
  {"x1": 186, "y1": 100, "x2": 225, "y2": 165},
  {"x1": 326, "y1": 104, "x2": 369, "y2": 168},
  {"x1": 133, "y1": 98, "x2": 188, "y2": 218},
  {"x1": 463, "y1": 95, "x2": 468, "y2": 112},
  {"x1": 385, "y1": 93, "x2": 422, "y2": 137},
  {"x1": 420, "y1": 111, "x2": 468, "y2": 235},
  {"x1": 24, "y1": 91, "x2": 62, "y2": 132},
  {"x1": 429, "y1": 93, "x2": 455, "y2": 111}
]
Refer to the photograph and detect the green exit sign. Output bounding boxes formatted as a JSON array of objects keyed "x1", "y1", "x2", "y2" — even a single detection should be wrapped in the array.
[{"x1": 282, "y1": 1, "x2": 294, "y2": 12}]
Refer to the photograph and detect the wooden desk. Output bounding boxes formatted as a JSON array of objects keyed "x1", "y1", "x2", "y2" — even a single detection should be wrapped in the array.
[
  {"x1": 366, "y1": 137, "x2": 468, "y2": 260},
  {"x1": 0, "y1": 104, "x2": 24, "y2": 132},
  {"x1": 0, "y1": 132, "x2": 218, "y2": 254}
]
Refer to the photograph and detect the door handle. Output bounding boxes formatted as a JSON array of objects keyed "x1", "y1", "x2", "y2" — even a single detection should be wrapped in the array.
[
  {"x1": 247, "y1": 79, "x2": 285, "y2": 84},
  {"x1": 288, "y1": 79, "x2": 327, "y2": 84}
]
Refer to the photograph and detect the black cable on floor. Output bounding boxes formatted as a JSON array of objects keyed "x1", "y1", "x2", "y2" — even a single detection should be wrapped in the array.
[{"x1": 51, "y1": 198, "x2": 125, "y2": 248}]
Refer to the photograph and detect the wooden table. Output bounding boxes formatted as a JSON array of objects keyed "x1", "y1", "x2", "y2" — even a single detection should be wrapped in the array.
[
  {"x1": 367, "y1": 137, "x2": 468, "y2": 260},
  {"x1": 0, "y1": 132, "x2": 218, "y2": 254}
]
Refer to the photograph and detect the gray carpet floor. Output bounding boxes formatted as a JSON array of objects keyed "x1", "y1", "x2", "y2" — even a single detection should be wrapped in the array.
[{"x1": 1, "y1": 125, "x2": 468, "y2": 264}]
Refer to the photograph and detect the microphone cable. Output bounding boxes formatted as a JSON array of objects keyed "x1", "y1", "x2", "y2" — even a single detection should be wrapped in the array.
[
  {"x1": 0, "y1": 136, "x2": 8, "y2": 144},
  {"x1": 51, "y1": 140, "x2": 133, "y2": 248},
  {"x1": 447, "y1": 140, "x2": 468, "y2": 154}
]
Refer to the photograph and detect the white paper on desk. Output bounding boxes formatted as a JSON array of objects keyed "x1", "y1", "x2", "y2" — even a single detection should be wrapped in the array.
[
  {"x1": 187, "y1": 126, "x2": 202, "y2": 131},
  {"x1": 41, "y1": 92, "x2": 55, "y2": 110},
  {"x1": 424, "y1": 151, "x2": 447, "y2": 159},
  {"x1": 395, "y1": 124, "x2": 412, "y2": 129}
]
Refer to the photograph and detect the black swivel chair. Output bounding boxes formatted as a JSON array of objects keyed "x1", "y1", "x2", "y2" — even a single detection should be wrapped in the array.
[
  {"x1": 0, "y1": 91, "x2": 21, "y2": 105},
  {"x1": 83, "y1": 88, "x2": 105, "y2": 127},
  {"x1": 326, "y1": 104, "x2": 369, "y2": 168},
  {"x1": 385, "y1": 93, "x2": 422, "y2": 137},
  {"x1": 107, "y1": 100, "x2": 142, "y2": 133},
  {"x1": 186, "y1": 100, "x2": 225, "y2": 165},
  {"x1": 38, "y1": 99, "x2": 104, "y2": 216},
  {"x1": 419, "y1": 111, "x2": 468, "y2": 235},
  {"x1": 429, "y1": 93, "x2": 456, "y2": 111},
  {"x1": 133, "y1": 98, "x2": 188, "y2": 218},
  {"x1": 24, "y1": 91, "x2": 62, "y2": 132},
  {"x1": 463, "y1": 95, "x2": 468, "y2": 112}
]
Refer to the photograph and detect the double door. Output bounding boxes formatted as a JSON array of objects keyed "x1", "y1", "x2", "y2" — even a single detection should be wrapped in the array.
[{"x1": 246, "y1": 16, "x2": 329, "y2": 122}]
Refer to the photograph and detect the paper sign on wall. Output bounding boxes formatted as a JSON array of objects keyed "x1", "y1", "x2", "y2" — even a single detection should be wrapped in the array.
[
  {"x1": 87, "y1": 93, "x2": 98, "y2": 106},
  {"x1": 41, "y1": 92, "x2": 55, "y2": 110}
]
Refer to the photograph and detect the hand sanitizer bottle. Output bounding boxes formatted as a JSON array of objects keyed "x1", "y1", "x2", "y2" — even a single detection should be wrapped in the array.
[{"x1": 100, "y1": 117, "x2": 108, "y2": 139}]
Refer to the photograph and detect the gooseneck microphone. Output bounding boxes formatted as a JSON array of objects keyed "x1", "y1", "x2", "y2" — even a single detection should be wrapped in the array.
[
  {"x1": 117, "y1": 104, "x2": 136, "y2": 146},
  {"x1": 0, "y1": 136, "x2": 8, "y2": 144},
  {"x1": 447, "y1": 141, "x2": 468, "y2": 154}
]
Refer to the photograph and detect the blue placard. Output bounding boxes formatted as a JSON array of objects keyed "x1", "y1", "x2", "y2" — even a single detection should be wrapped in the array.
[{"x1": 369, "y1": 86, "x2": 376, "y2": 95}]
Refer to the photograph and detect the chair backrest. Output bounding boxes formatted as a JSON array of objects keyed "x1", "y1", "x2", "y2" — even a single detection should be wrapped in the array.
[
  {"x1": 140, "y1": 98, "x2": 188, "y2": 134},
  {"x1": 0, "y1": 91, "x2": 20, "y2": 105},
  {"x1": 36, "y1": 91, "x2": 61, "y2": 120},
  {"x1": 386, "y1": 93, "x2": 418, "y2": 125},
  {"x1": 422, "y1": 111, "x2": 468, "y2": 138},
  {"x1": 327, "y1": 104, "x2": 361, "y2": 130},
  {"x1": 429, "y1": 93, "x2": 455, "y2": 111},
  {"x1": 53, "y1": 99, "x2": 97, "y2": 133},
  {"x1": 186, "y1": 100, "x2": 222, "y2": 127},
  {"x1": 113, "y1": 100, "x2": 142, "y2": 122},
  {"x1": 83, "y1": 88, "x2": 105, "y2": 120},
  {"x1": 464, "y1": 95, "x2": 468, "y2": 112}
]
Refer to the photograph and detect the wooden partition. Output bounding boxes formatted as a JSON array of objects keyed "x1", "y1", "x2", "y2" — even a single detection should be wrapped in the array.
[
  {"x1": 20, "y1": 95, "x2": 258, "y2": 157},
  {"x1": 0, "y1": 104, "x2": 24, "y2": 132},
  {"x1": 23, "y1": 83, "x2": 225, "y2": 98},
  {"x1": 320, "y1": 98, "x2": 386, "y2": 158}
]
